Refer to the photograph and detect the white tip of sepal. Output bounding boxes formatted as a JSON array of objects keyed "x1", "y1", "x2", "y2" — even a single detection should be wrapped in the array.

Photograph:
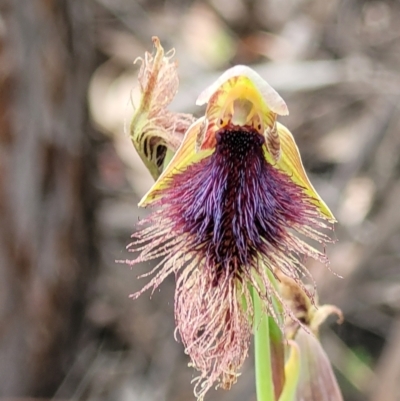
[{"x1": 196, "y1": 65, "x2": 289, "y2": 116}]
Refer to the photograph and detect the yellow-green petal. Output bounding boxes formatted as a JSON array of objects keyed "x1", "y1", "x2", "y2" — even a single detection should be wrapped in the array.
[
  {"x1": 265, "y1": 123, "x2": 336, "y2": 222},
  {"x1": 139, "y1": 117, "x2": 213, "y2": 206}
]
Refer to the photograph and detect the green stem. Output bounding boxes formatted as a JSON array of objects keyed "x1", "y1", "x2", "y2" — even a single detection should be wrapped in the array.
[{"x1": 252, "y1": 286, "x2": 275, "y2": 401}]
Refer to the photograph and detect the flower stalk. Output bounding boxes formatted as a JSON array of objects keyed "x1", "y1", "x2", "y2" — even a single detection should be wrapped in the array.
[{"x1": 252, "y1": 285, "x2": 275, "y2": 401}]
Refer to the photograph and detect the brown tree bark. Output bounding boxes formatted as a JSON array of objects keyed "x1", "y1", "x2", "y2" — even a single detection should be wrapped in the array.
[{"x1": 0, "y1": 0, "x2": 98, "y2": 397}]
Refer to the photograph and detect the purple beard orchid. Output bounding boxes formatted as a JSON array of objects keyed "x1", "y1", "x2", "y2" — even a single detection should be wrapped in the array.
[{"x1": 127, "y1": 37, "x2": 336, "y2": 400}]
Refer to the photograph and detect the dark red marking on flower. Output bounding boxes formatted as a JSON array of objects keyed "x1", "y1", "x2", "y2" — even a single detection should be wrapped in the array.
[{"x1": 156, "y1": 124, "x2": 319, "y2": 285}]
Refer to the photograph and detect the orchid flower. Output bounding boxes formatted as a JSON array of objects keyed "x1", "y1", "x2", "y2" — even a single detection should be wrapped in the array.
[{"x1": 128, "y1": 38, "x2": 338, "y2": 401}]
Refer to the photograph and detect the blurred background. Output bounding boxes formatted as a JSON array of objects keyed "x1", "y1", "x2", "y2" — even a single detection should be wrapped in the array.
[{"x1": 1, "y1": 0, "x2": 400, "y2": 400}]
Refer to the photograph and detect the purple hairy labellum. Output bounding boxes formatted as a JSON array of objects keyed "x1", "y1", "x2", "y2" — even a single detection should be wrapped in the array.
[
  {"x1": 127, "y1": 55, "x2": 337, "y2": 399},
  {"x1": 147, "y1": 124, "x2": 327, "y2": 287}
]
